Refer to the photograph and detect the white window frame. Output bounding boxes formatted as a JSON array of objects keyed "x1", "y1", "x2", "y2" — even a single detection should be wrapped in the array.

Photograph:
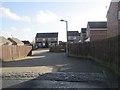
[
  {"x1": 73, "y1": 36, "x2": 77, "y2": 40},
  {"x1": 36, "y1": 38, "x2": 40, "y2": 42},
  {"x1": 51, "y1": 38, "x2": 56, "y2": 41},
  {"x1": 42, "y1": 38, "x2": 45, "y2": 41},
  {"x1": 68, "y1": 36, "x2": 71, "y2": 40},
  {"x1": 118, "y1": 11, "x2": 120, "y2": 20},
  {"x1": 48, "y1": 38, "x2": 51, "y2": 41},
  {"x1": 43, "y1": 43, "x2": 45, "y2": 46},
  {"x1": 54, "y1": 38, "x2": 57, "y2": 41}
]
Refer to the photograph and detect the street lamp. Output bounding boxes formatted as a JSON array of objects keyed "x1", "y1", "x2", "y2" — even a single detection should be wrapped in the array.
[{"x1": 60, "y1": 19, "x2": 68, "y2": 56}]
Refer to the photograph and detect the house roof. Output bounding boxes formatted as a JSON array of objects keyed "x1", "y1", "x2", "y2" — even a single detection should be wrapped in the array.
[
  {"x1": 36, "y1": 33, "x2": 58, "y2": 38},
  {"x1": 22, "y1": 41, "x2": 31, "y2": 45},
  {"x1": 0, "y1": 36, "x2": 12, "y2": 45},
  {"x1": 8, "y1": 38, "x2": 24, "y2": 45},
  {"x1": 67, "y1": 31, "x2": 80, "y2": 36},
  {"x1": 88, "y1": 22, "x2": 107, "y2": 28},
  {"x1": 81, "y1": 28, "x2": 87, "y2": 33}
]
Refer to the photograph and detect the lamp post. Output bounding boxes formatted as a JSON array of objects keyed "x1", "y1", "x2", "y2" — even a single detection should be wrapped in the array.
[{"x1": 60, "y1": 19, "x2": 68, "y2": 56}]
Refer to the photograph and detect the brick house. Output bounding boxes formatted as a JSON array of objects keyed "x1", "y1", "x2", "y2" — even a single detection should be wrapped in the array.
[
  {"x1": 35, "y1": 33, "x2": 58, "y2": 48},
  {"x1": 67, "y1": 31, "x2": 80, "y2": 43},
  {"x1": 80, "y1": 28, "x2": 87, "y2": 43},
  {"x1": 86, "y1": 22, "x2": 107, "y2": 41},
  {"x1": 107, "y1": 1, "x2": 120, "y2": 38}
]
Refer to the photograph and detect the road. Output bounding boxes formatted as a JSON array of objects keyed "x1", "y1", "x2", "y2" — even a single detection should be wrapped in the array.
[{"x1": 2, "y1": 49, "x2": 119, "y2": 89}]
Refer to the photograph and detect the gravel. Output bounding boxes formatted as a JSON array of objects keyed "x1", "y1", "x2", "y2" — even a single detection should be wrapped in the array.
[
  {"x1": 2, "y1": 72, "x2": 105, "y2": 82},
  {"x1": 37, "y1": 72, "x2": 105, "y2": 82},
  {"x1": 2, "y1": 72, "x2": 41, "y2": 80}
]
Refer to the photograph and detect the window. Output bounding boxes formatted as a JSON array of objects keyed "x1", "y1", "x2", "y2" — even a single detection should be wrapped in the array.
[
  {"x1": 51, "y1": 38, "x2": 56, "y2": 41},
  {"x1": 43, "y1": 43, "x2": 45, "y2": 46},
  {"x1": 42, "y1": 38, "x2": 45, "y2": 41},
  {"x1": 54, "y1": 38, "x2": 57, "y2": 41},
  {"x1": 36, "y1": 38, "x2": 39, "y2": 41},
  {"x1": 68, "y1": 36, "x2": 76, "y2": 40},
  {"x1": 39, "y1": 43, "x2": 41, "y2": 46},
  {"x1": 118, "y1": 11, "x2": 120, "y2": 20},
  {"x1": 48, "y1": 38, "x2": 51, "y2": 41},
  {"x1": 68, "y1": 36, "x2": 71, "y2": 40},
  {"x1": 73, "y1": 37, "x2": 77, "y2": 40},
  {"x1": 36, "y1": 38, "x2": 41, "y2": 42}
]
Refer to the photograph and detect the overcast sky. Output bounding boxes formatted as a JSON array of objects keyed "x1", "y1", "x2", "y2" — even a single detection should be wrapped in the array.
[{"x1": 0, "y1": 0, "x2": 111, "y2": 42}]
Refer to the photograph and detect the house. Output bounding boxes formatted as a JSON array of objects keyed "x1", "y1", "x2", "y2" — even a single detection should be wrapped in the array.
[
  {"x1": 67, "y1": 31, "x2": 80, "y2": 43},
  {"x1": 107, "y1": 1, "x2": 120, "y2": 38},
  {"x1": 0, "y1": 36, "x2": 12, "y2": 45},
  {"x1": 22, "y1": 40, "x2": 31, "y2": 46},
  {"x1": 80, "y1": 28, "x2": 87, "y2": 43},
  {"x1": 86, "y1": 22, "x2": 107, "y2": 41},
  {"x1": 8, "y1": 38, "x2": 24, "y2": 45},
  {"x1": 35, "y1": 33, "x2": 58, "y2": 48}
]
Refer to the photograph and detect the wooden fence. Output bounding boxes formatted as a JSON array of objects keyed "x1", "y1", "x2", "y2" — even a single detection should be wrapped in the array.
[
  {"x1": 0, "y1": 45, "x2": 32, "y2": 62},
  {"x1": 68, "y1": 35, "x2": 119, "y2": 74}
]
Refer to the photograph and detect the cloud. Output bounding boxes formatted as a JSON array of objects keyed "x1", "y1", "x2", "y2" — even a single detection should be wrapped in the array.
[
  {"x1": 69, "y1": 6, "x2": 107, "y2": 31},
  {"x1": 0, "y1": 0, "x2": 111, "y2": 3},
  {"x1": 0, "y1": 7, "x2": 31, "y2": 22},
  {"x1": 2, "y1": 26, "x2": 34, "y2": 42},
  {"x1": 22, "y1": 27, "x2": 31, "y2": 32},
  {"x1": 10, "y1": 27, "x2": 17, "y2": 32},
  {"x1": 36, "y1": 10, "x2": 60, "y2": 23}
]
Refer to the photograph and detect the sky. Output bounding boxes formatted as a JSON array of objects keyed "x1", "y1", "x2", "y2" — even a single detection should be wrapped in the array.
[{"x1": 0, "y1": 0, "x2": 111, "y2": 42}]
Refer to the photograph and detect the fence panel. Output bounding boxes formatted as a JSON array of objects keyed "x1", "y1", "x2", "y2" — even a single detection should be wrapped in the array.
[
  {"x1": 0, "y1": 45, "x2": 32, "y2": 62},
  {"x1": 68, "y1": 35, "x2": 119, "y2": 73}
]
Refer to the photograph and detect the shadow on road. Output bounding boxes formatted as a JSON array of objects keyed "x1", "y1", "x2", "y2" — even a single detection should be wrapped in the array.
[
  {"x1": 2, "y1": 49, "x2": 119, "y2": 89},
  {"x1": 2, "y1": 72, "x2": 112, "y2": 89},
  {"x1": 2, "y1": 49, "x2": 105, "y2": 73},
  {"x1": 2, "y1": 72, "x2": 119, "y2": 89}
]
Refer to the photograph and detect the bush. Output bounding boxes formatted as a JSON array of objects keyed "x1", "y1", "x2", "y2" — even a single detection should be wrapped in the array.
[{"x1": 49, "y1": 45, "x2": 65, "y2": 52}]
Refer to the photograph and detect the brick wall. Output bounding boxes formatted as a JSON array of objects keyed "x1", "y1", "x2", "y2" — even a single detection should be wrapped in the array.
[
  {"x1": 118, "y1": 2, "x2": 120, "y2": 35},
  {"x1": 90, "y1": 30, "x2": 107, "y2": 41},
  {"x1": 107, "y1": 2, "x2": 119, "y2": 38}
]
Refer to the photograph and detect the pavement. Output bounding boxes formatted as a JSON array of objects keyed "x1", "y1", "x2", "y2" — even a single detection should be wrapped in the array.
[{"x1": 1, "y1": 49, "x2": 119, "y2": 89}]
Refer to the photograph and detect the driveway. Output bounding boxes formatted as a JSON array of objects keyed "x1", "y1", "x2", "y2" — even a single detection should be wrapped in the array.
[{"x1": 2, "y1": 49, "x2": 119, "y2": 89}]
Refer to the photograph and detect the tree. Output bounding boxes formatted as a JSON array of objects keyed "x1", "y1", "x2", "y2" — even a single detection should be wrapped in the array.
[{"x1": 45, "y1": 40, "x2": 49, "y2": 48}]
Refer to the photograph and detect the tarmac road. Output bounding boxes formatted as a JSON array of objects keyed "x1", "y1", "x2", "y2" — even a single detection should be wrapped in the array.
[{"x1": 1, "y1": 49, "x2": 119, "y2": 89}]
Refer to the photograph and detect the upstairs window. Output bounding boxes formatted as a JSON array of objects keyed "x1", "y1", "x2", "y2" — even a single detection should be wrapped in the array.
[
  {"x1": 53, "y1": 38, "x2": 57, "y2": 41},
  {"x1": 118, "y1": 11, "x2": 120, "y2": 20},
  {"x1": 48, "y1": 38, "x2": 51, "y2": 41},
  {"x1": 68, "y1": 36, "x2": 72, "y2": 40},
  {"x1": 42, "y1": 38, "x2": 45, "y2": 41}
]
